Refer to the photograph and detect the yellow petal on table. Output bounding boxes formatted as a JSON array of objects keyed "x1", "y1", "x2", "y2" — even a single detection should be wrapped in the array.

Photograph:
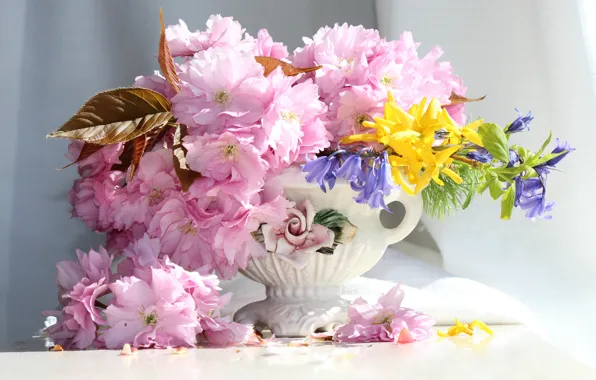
[{"x1": 468, "y1": 320, "x2": 494, "y2": 335}]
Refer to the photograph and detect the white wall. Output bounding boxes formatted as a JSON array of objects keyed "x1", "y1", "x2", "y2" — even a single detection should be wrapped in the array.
[
  {"x1": 377, "y1": 0, "x2": 596, "y2": 366},
  {"x1": 0, "y1": 0, "x2": 377, "y2": 349}
]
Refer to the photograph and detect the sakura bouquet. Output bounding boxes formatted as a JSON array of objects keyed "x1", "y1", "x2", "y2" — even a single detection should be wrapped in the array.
[{"x1": 43, "y1": 11, "x2": 572, "y2": 350}]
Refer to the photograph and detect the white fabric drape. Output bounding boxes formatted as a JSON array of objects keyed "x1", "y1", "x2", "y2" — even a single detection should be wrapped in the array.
[{"x1": 376, "y1": 0, "x2": 596, "y2": 366}]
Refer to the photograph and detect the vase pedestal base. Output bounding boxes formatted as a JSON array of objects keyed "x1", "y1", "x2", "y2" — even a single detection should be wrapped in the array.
[{"x1": 233, "y1": 287, "x2": 348, "y2": 337}]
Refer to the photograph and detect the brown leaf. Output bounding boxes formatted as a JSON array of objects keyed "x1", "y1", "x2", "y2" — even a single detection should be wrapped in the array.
[
  {"x1": 128, "y1": 135, "x2": 150, "y2": 181},
  {"x1": 158, "y1": 9, "x2": 180, "y2": 93},
  {"x1": 173, "y1": 124, "x2": 201, "y2": 191},
  {"x1": 254, "y1": 56, "x2": 322, "y2": 77},
  {"x1": 443, "y1": 92, "x2": 487, "y2": 107},
  {"x1": 47, "y1": 87, "x2": 173, "y2": 145},
  {"x1": 60, "y1": 142, "x2": 104, "y2": 169},
  {"x1": 111, "y1": 126, "x2": 169, "y2": 173}
]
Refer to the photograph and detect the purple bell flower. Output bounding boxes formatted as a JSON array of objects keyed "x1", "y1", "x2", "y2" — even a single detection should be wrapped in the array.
[{"x1": 505, "y1": 109, "x2": 533, "y2": 134}]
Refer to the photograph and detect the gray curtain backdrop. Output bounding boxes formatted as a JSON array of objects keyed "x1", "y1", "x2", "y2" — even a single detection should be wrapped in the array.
[{"x1": 0, "y1": 0, "x2": 377, "y2": 349}]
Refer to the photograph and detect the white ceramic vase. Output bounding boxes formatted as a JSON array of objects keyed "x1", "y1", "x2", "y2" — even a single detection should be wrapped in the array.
[{"x1": 233, "y1": 168, "x2": 422, "y2": 336}]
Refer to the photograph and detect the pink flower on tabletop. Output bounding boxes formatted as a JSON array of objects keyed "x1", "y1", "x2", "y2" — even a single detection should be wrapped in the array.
[
  {"x1": 102, "y1": 269, "x2": 199, "y2": 349},
  {"x1": 66, "y1": 141, "x2": 123, "y2": 178},
  {"x1": 253, "y1": 29, "x2": 288, "y2": 59},
  {"x1": 134, "y1": 71, "x2": 177, "y2": 99},
  {"x1": 46, "y1": 279, "x2": 108, "y2": 350},
  {"x1": 172, "y1": 46, "x2": 271, "y2": 133},
  {"x1": 333, "y1": 284, "x2": 435, "y2": 343},
  {"x1": 184, "y1": 132, "x2": 268, "y2": 194},
  {"x1": 200, "y1": 317, "x2": 253, "y2": 346},
  {"x1": 76, "y1": 246, "x2": 113, "y2": 284},
  {"x1": 69, "y1": 171, "x2": 123, "y2": 232},
  {"x1": 261, "y1": 199, "x2": 334, "y2": 268},
  {"x1": 163, "y1": 258, "x2": 223, "y2": 316}
]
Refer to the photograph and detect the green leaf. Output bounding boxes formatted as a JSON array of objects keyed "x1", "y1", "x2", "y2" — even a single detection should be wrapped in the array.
[
  {"x1": 477, "y1": 180, "x2": 490, "y2": 195},
  {"x1": 535, "y1": 131, "x2": 553, "y2": 158},
  {"x1": 500, "y1": 183, "x2": 516, "y2": 220},
  {"x1": 313, "y1": 208, "x2": 357, "y2": 244},
  {"x1": 488, "y1": 173, "x2": 505, "y2": 200},
  {"x1": 422, "y1": 162, "x2": 484, "y2": 218},
  {"x1": 512, "y1": 146, "x2": 533, "y2": 163},
  {"x1": 528, "y1": 151, "x2": 565, "y2": 168},
  {"x1": 477, "y1": 123, "x2": 510, "y2": 163}
]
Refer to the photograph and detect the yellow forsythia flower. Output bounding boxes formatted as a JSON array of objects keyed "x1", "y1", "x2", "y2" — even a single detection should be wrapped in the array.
[
  {"x1": 437, "y1": 319, "x2": 494, "y2": 337},
  {"x1": 340, "y1": 93, "x2": 484, "y2": 194}
]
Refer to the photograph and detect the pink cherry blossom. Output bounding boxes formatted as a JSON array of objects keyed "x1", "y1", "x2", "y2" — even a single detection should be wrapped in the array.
[
  {"x1": 334, "y1": 284, "x2": 435, "y2": 343},
  {"x1": 112, "y1": 149, "x2": 178, "y2": 230},
  {"x1": 148, "y1": 197, "x2": 213, "y2": 271},
  {"x1": 76, "y1": 246, "x2": 113, "y2": 284},
  {"x1": 134, "y1": 71, "x2": 177, "y2": 100},
  {"x1": 166, "y1": 15, "x2": 248, "y2": 57},
  {"x1": 200, "y1": 316, "x2": 253, "y2": 346},
  {"x1": 262, "y1": 199, "x2": 334, "y2": 268},
  {"x1": 66, "y1": 141, "x2": 123, "y2": 178},
  {"x1": 184, "y1": 132, "x2": 268, "y2": 195},
  {"x1": 172, "y1": 46, "x2": 271, "y2": 133},
  {"x1": 327, "y1": 86, "x2": 384, "y2": 142},
  {"x1": 252, "y1": 29, "x2": 288, "y2": 59},
  {"x1": 46, "y1": 279, "x2": 108, "y2": 349},
  {"x1": 69, "y1": 171, "x2": 123, "y2": 232},
  {"x1": 102, "y1": 269, "x2": 199, "y2": 349},
  {"x1": 56, "y1": 261, "x2": 84, "y2": 300},
  {"x1": 56, "y1": 246, "x2": 113, "y2": 303},
  {"x1": 123, "y1": 234, "x2": 161, "y2": 268},
  {"x1": 262, "y1": 71, "x2": 328, "y2": 170}
]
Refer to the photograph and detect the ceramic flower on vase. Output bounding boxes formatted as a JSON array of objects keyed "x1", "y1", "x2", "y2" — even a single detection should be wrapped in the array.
[{"x1": 41, "y1": 10, "x2": 573, "y2": 349}]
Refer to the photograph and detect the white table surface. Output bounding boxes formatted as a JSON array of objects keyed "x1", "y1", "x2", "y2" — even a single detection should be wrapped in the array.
[{"x1": 2, "y1": 326, "x2": 595, "y2": 379}]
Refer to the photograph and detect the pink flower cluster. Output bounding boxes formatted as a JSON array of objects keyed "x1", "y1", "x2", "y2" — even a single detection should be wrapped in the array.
[
  {"x1": 44, "y1": 247, "x2": 253, "y2": 350},
  {"x1": 334, "y1": 284, "x2": 435, "y2": 344},
  {"x1": 68, "y1": 15, "x2": 331, "y2": 279},
  {"x1": 292, "y1": 24, "x2": 467, "y2": 142}
]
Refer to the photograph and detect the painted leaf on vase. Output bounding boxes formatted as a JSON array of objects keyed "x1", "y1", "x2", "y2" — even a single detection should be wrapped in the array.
[
  {"x1": 173, "y1": 124, "x2": 201, "y2": 191},
  {"x1": 254, "y1": 56, "x2": 322, "y2": 77},
  {"x1": 46, "y1": 87, "x2": 173, "y2": 145},
  {"x1": 158, "y1": 8, "x2": 180, "y2": 93},
  {"x1": 312, "y1": 208, "x2": 357, "y2": 254}
]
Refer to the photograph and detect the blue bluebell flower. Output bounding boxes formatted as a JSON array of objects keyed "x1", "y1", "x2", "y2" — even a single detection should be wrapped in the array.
[
  {"x1": 534, "y1": 139, "x2": 575, "y2": 177},
  {"x1": 302, "y1": 155, "x2": 340, "y2": 192},
  {"x1": 505, "y1": 109, "x2": 533, "y2": 134},
  {"x1": 513, "y1": 176, "x2": 555, "y2": 220},
  {"x1": 335, "y1": 153, "x2": 364, "y2": 182},
  {"x1": 352, "y1": 152, "x2": 395, "y2": 211},
  {"x1": 507, "y1": 149, "x2": 521, "y2": 168},
  {"x1": 467, "y1": 147, "x2": 493, "y2": 163}
]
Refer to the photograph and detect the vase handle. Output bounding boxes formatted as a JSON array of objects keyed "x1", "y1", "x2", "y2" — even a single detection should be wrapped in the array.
[{"x1": 377, "y1": 190, "x2": 423, "y2": 246}]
